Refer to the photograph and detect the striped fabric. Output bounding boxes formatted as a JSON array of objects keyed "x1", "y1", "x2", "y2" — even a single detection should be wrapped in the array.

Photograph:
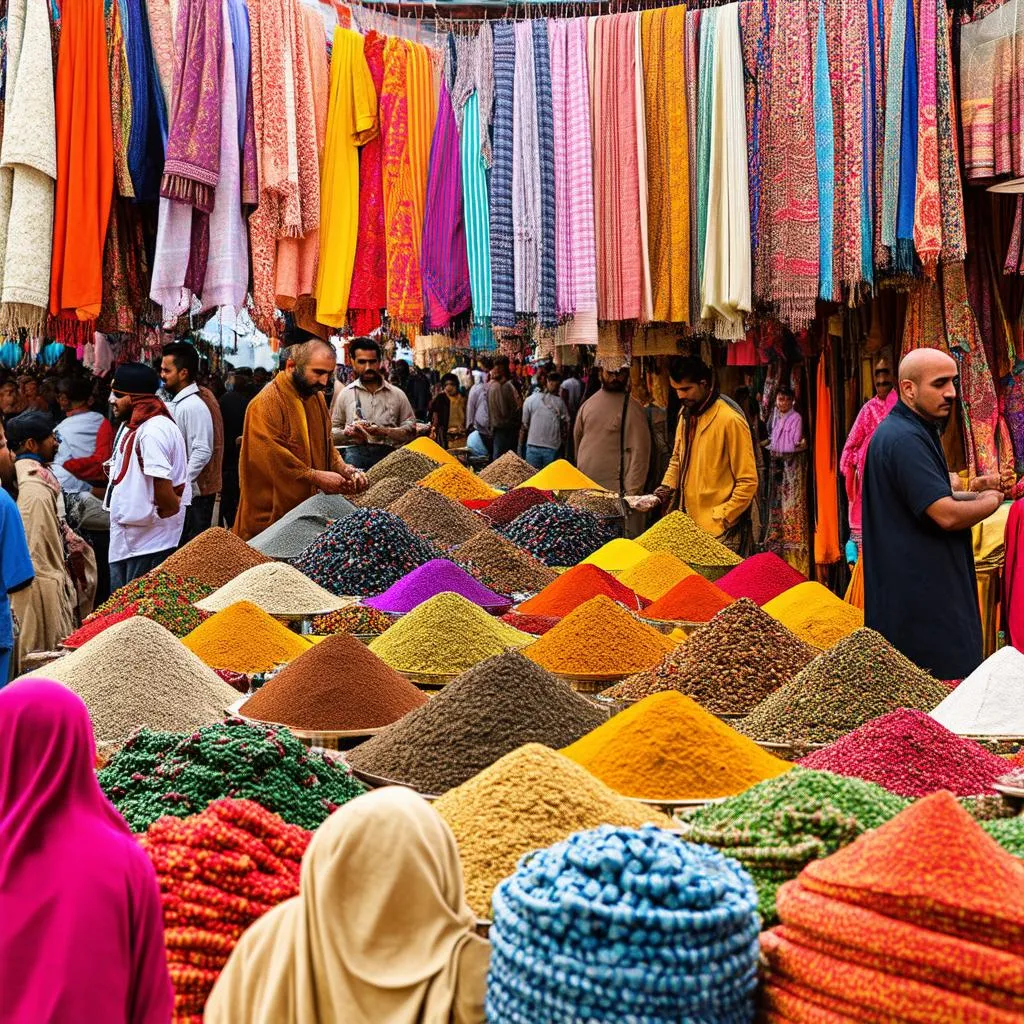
[
  {"x1": 686, "y1": 10, "x2": 701, "y2": 325},
  {"x1": 512, "y1": 21, "x2": 539, "y2": 315},
  {"x1": 696, "y1": 10, "x2": 716, "y2": 303},
  {"x1": 532, "y1": 19, "x2": 557, "y2": 328},
  {"x1": 489, "y1": 23, "x2": 516, "y2": 328},
  {"x1": 461, "y1": 91, "x2": 492, "y2": 319},
  {"x1": 405, "y1": 41, "x2": 437, "y2": 258}
]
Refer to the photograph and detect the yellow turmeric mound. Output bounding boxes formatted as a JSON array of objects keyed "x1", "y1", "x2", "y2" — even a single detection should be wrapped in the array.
[
  {"x1": 563, "y1": 692, "x2": 791, "y2": 800},
  {"x1": 182, "y1": 600, "x2": 311, "y2": 673},
  {"x1": 581, "y1": 538, "x2": 650, "y2": 573},
  {"x1": 516, "y1": 459, "x2": 603, "y2": 491},
  {"x1": 405, "y1": 436, "x2": 461, "y2": 466},
  {"x1": 618, "y1": 551, "x2": 696, "y2": 601},
  {"x1": 418, "y1": 462, "x2": 501, "y2": 501},
  {"x1": 763, "y1": 581, "x2": 863, "y2": 649}
]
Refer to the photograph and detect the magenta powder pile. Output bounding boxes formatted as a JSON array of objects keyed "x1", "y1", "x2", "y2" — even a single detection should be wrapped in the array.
[
  {"x1": 798, "y1": 708, "x2": 1009, "y2": 798},
  {"x1": 482, "y1": 487, "x2": 554, "y2": 527},
  {"x1": 717, "y1": 552, "x2": 806, "y2": 606},
  {"x1": 365, "y1": 559, "x2": 510, "y2": 614}
]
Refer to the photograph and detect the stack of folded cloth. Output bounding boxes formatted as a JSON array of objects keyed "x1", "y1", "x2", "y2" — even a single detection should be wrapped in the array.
[{"x1": 759, "y1": 790, "x2": 1024, "y2": 1023}]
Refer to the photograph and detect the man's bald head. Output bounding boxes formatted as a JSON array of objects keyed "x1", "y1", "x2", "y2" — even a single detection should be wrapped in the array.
[
  {"x1": 286, "y1": 340, "x2": 337, "y2": 399},
  {"x1": 290, "y1": 339, "x2": 336, "y2": 370},
  {"x1": 898, "y1": 348, "x2": 958, "y2": 426}
]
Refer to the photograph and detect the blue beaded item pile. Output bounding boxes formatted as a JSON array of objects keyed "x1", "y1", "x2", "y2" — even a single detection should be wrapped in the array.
[{"x1": 486, "y1": 825, "x2": 760, "y2": 1023}]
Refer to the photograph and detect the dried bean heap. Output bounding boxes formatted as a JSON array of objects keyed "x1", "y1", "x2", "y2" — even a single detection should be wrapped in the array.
[
  {"x1": 389, "y1": 485, "x2": 488, "y2": 549},
  {"x1": 363, "y1": 447, "x2": 439, "y2": 486},
  {"x1": 678, "y1": 767, "x2": 909, "y2": 922},
  {"x1": 635, "y1": 511, "x2": 742, "y2": 566},
  {"x1": 346, "y1": 650, "x2": 606, "y2": 793},
  {"x1": 158, "y1": 527, "x2": 272, "y2": 588},
  {"x1": 90, "y1": 570, "x2": 213, "y2": 621},
  {"x1": 740, "y1": 628, "x2": 950, "y2": 745},
  {"x1": 479, "y1": 450, "x2": 535, "y2": 489},
  {"x1": 605, "y1": 598, "x2": 816, "y2": 711},
  {"x1": 481, "y1": 486, "x2": 554, "y2": 527},
  {"x1": 502, "y1": 502, "x2": 608, "y2": 567},
  {"x1": 98, "y1": 719, "x2": 366, "y2": 832},
  {"x1": 453, "y1": 530, "x2": 557, "y2": 594},
  {"x1": 310, "y1": 604, "x2": 393, "y2": 636},
  {"x1": 352, "y1": 476, "x2": 414, "y2": 509},
  {"x1": 292, "y1": 508, "x2": 440, "y2": 596},
  {"x1": 247, "y1": 493, "x2": 355, "y2": 559}
]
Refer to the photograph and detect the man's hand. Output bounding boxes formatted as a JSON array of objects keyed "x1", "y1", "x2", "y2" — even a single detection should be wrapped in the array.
[
  {"x1": 343, "y1": 422, "x2": 371, "y2": 442},
  {"x1": 653, "y1": 485, "x2": 674, "y2": 513},
  {"x1": 628, "y1": 494, "x2": 662, "y2": 513},
  {"x1": 361, "y1": 423, "x2": 386, "y2": 439},
  {"x1": 311, "y1": 470, "x2": 349, "y2": 495},
  {"x1": 338, "y1": 465, "x2": 369, "y2": 495}
]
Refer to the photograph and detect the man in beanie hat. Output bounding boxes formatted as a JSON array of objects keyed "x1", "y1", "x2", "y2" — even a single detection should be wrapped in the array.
[{"x1": 103, "y1": 362, "x2": 189, "y2": 590}]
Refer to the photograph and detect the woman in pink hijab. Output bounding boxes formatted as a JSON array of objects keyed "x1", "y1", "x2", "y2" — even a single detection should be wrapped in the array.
[{"x1": 0, "y1": 680, "x2": 174, "y2": 1023}]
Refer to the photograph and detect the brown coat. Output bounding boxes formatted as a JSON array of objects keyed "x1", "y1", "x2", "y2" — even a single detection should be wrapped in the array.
[
  {"x1": 196, "y1": 385, "x2": 224, "y2": 497},
  {"x1": 233, "y1": 372, "x2": 343, "y2": 540}
]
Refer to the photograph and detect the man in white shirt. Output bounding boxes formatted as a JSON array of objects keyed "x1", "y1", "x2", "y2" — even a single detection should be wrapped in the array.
[
  {"x1": 519, "y1": 371, "x2": 569, "y2": 469},
  {"x1": 160, "y1": 342, "x2": 215, "y2": 545},
  {"x1": 104, "y1": 363, "x2": 190, "y2": 591}
]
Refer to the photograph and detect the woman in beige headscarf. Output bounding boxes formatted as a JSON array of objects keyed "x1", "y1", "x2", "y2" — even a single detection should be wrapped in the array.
[{"x1": 204, "y1": 787, "x2": 490, "y2": 1024}]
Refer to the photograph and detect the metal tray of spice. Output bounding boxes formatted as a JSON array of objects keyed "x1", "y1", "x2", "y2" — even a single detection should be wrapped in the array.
[
  {"x1": 347, "y1": 766, "x2": 441, "y2": 802},
  {"x1": 402, "y1": 669, "x2": 460, "y2": 688},
  {"x1": 550, "y1": 670, "x2": 625, "y2": 695}
]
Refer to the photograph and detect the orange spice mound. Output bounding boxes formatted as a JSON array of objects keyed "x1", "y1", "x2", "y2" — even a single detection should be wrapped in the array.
[
  {"x1": 619, "y1": 551, "x2": 696, "y2": 601},
  {"x1": 643, "y1": 574, "x2": 734, "y2": 623},
  {"x1": 182, "y1": 601, "x2": 311, "y2": 673},
  {"x1": 418, "y1": 462, "x2": 500, "y2": 501},
  {"x1": 517, "y1": 563, "x2": 648, "y2": 617}
]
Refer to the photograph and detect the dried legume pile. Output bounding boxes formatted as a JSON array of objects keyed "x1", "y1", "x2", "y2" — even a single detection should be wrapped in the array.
[
  {"x1": 502, "y1": 502, "x2": 608, "y2": 567},
  {"x1": 368, "y1": 592, "x2": 531, "y2": 674},
  {"x1": 479, "y1": 449, "x2": 534, "y2": 488},
  {"x1": 158, "y1": 527, "x2": 273, "y2": 588},
  {"x1": 763, "y1": 580, "x2": 863, "y2": 649},
  {"x1": 292, "y1": 508, "x2": 440, "y2": 596},
  {"x1": 799, "y1": 709, "x2": 1011, "y2": 797},
  {"x1": 247, "y1": 493, "x2": 355, "y2": 559},
  {"x1": 240, "y1": 633, "x2": 426, "y2": 731},
  {"x1": 982, "y1": 817, "x2": 1024, "y2": 858},
  {"x1": 618, "y1": 550, "x2": 695, "y2": 600},
  {"x1": 183, "y1": 600, "x2": 311, "y2": 673},
  {"x1": 352, "y1": 475, "x2": 414, "y2": 509},
  {"x1": 364, "y1": 447, "x2": 438, "y2": 486},
  {"x1": 90, "y1": 570, "x2": 214, "y2": 620},
  {"x1": 605, "y1": 599, "x2": 816, "y2": 711},
  {"x1": 365, "y1": 559, "x2": 508, "y2": 613},
  {"x1": 389, "y1": 485, "x2": 488, "y2": 549},
  {"x1": 480, "y1": 486, "x2": 553, "y2": 527},
  {"x1": 500, "y1": 610, "x2": 560, "y2": 635},
  {"x1": 717, "y1": 551, "x2": 806, "y2": 606},
  {"x1": 347, "y1": 650, "x2": 605, "y2": 793},
  {"x1": 518, "y1": 563, "x2": 648, "y2": 617},
  {"x1": 487, "y1": 826, "x2": 760, "y2": 1024},
  {"x1": 517, "y1": 458, "x2": 602, "y2": 491},
  {"x1": 643, "y1": 573, "x2": 734, "y2": 622},
  {"x1": 635, "y1": 511, "x2": 742, "y2": 566},
  {"x1": 581, "y1": 537, "x2": 649, "y2": 573},
  {"x1": 740, "y1": 629, "x2": 950, "y2": 745},
  {"x1": 35, "y1": 616, "x2": 239, "y2": 749},
  {"x1": 678, "y1": 767, "x2": 909, "y2": 922},
  {"x1": 405, "y1": 435, "x2": 461, "y2": 465},
  {"x1": 929, "y1": 645, "x2": 1024, "y2": 735},
  {"x1": 525, "y1": 594, "x2": 674, "y2": 676},
  {"x1": 418, "y1": 462, "x2": 500, "y2": 501},
  {"x1": 563, "y1": 691, "x2": 791, "y2": 800},
  {"x1": 434, "y1": 743, "x2": 668, "y2": 917},
  {"x1": 196, "y1": 563, "x2": 349, "y2": 615},
  {"x1": 453, "y1": 530, "x2": 557, "y2": 594},
  {"x1": 310, "y1": 604, "x2": 392, "y2": 636},
  {"x1": 140, "y1": 799, "x2": 310, "y2": 1022},
  {"x1": 567, "y1": 489, "x2": 624, "y2": 517},
  {"x1": 98, "y1": 718, "x2": 366, "y2": 832}
]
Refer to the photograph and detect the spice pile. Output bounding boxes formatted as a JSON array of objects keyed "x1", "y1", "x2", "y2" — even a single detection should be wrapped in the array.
[
  {"x1": 581, "y1": 537, "x2": 649, "y2": 573},
  {"x1": 352, "y1": 476, "x2": 414, "y2": 509},
  {"x1": 679, "y1": 768, "x2": 909, "y2": 922},
  {"x1": 618, "y1": 550, "x2": 695, "y2": 600},
  {"x1": 182, "y1": 601, "x2": 311, "y2": 673},
  {"x1": 434, "y1": 743, "x2": 666, "y2": 917},
  {"x1": 369, "y1": 592, "x2": 531, "y2": 674},
  {"x1": 159, "y1": 528, "x2": 273, "y2": 588},
  {"x1": 759, "y1": 792, "x2": 1024, "y2": 1022},
  {"x1": 365, "y1": 559, "x2": 509, "y2": 613},
  {"x1": 405, "y1": 435, "x2": 460, "y2": 465},
  {"x1": 247, "y1": 493, "x2": 355, "y2": 559},
  {"x1": 983, "y1": 817, "x2": 1024, "y2": 857},
  {"x1": 310, "y1": 604, "x2": 393, "y2": 637},
  {"x1": 293, "y1": 508, "x2": 440, "y2": 596},
  {"x1": 98, "y1": 719, "x2": 366, "y2": 832},
  {"x1": 480, "y1": 486, "x2": 553, "y2": 527},
  {"x1": 196, "y1": 563, "x2": 349, "y2": 615},
  {"x1": 37, "y1": 616, "x2": 239, "y2": 748},
  {"x1": 643, "y1": 573, "x2": 734, "y2": 622},
  {"x1": 240, "y1": 633, "x2": 426, "y2": 731},
  {"x1": 567, "y1": 490, "x2": 624, "y2": 517},
  {"x1": 389, "y1": 485, "x2": 488, "y2": 549},
  {"x1": 517, "y1": 563, "x2": 648, "y2": 617},
  {"x1": 740, "y1": 629, "x2": 950, "y2": 746},
  {"x1": 364, "y1": 447, "x2": 438, "y2": 485},
  {"x1": 929, "y1": 645, "x2": 1024, "y2": 735},
  {"x1": 453, "y1": 530, "x2": 557, "y2": 594},
  {"x1": 487, "y1": 827, "x2": 760, "y2": 1023},
  {"x1": 798, "y1": 709, "x2": 1009, "y2": 797},
  {"x1": 479, "y1": 450, "x2": 535, "y2": 488},
  {"x1": 525, "y1": 594, "x2": 675, "y2": 676},
  {"x1": 717, "y1": 551, "x2": 806, "y2": 606},
  {"x1": 140, "y1": 799, "x2": 310, "y2": 1021},
  {"x1": 62, "y1": 606, "x2": 139, "y2": 648},
  {"x1": 418, "y1": 462, "x2": 500, "y2": 501},
  {"x1": 517, "y1": 458, "x2": 602, "y2": 491},
  {"x1": 635, "y1": 511, "x2": 742, "y2": 566},
  {"x1": 763, "y1": 581, "x2": 863, "y2": 649},
  {"x1": 563, "y1": 692, "x2": 791, "y2": 800},
  {"x1": 90, "y1": 570, "x2": 214, "y2": 621},
  {"x1": 605, "y1": 599, "x2": 816, "y2": 712},
  {"x1": 500, "y1": 610, "x2": 559, "y2": 635},
  {"x1": 347, "y1": 651, "x2": 605, "y2": 792},
  {"x1": 502, "y1": 501, "x2": 608, "y2": 566}
]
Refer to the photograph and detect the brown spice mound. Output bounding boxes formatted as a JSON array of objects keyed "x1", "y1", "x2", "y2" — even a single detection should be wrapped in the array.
[
  {"x1": 389, "y1": 485, "x2": 488, "y2": 549},
  {"x1": 479, "y1": 450, "x2": 535, "y2": 489},
  {"x1": 353, "y1": 476, "x2": 414, "y2": 509},
  {"x1": 364, "y1": 447, "x2": 439, "y2": 486},
  {"x1": 157, "y1": 527, "x2": 272, "y2": 588},
  {"x1": 240, "y1": 633, "x2": 426, "y2": 731},
  {"x1": 453, "y1": 529, "x2": 557, "y2": 595}
]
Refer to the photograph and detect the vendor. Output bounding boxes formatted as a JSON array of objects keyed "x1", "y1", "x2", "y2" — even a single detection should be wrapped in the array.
[
  {"x1": 430, "y1": 374, "x2": 468, "y2": 451},
  {"x1": 331, "y1": 337, "x2": 417, "y2": 470}
]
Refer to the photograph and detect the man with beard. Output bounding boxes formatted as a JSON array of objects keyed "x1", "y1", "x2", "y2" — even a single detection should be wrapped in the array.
[
  {"x1": 331, "y1": 337, "x2": 416, "y2": 470},
  {"x1": 863, "y1": 348, "x2": 1013, "y2": 679},
  {"x1": 0, "y1": 419, "x2": 34, "y2": 684},
  {"x1": 103, "y1": 363, "x2": 190, "y2": 590},
  {"x1": 234, "y1": 340, "x2": 367, "y2": 540}
]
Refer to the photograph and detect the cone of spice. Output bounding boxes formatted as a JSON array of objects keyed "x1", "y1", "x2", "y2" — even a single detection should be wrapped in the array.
[
  {"x1": 642, "y1": 574, "x2": 733, "y2": 622},
  {"x1": 240, "y1": 633, "x2": 426, "y2": 731},
  {"x1": 418, "y1": 462, "x2": 501, "y2": 501},
  {"x1": 91, "y1": 570, "x2": 213, "y2": 619},
  {"x1": 618, "y1": 551, "x2": 696, "y2": 601},
  {"x1": 581, "y1": 538, "x2": 650, "y2": 573},
  {"x1": 311, "y1": 604, "x2": 394, "y2": 637},
  {"x1": 717, "y1": 551, "x2": 806, "y2": 606},
  {"x1": 353, "y1": 476, "x2": 415, "y2": 509},
  {"x1": 405, "y1": 436, "x2": 461, "y2": 465},
  {"x1": 389, "y1": 485, "x2": 489, "y2": 549},
  {"x1": 157, "y1": 527, "x2": 273, "y2": 587},
  {"x1": 516, "y1": 459, "x2": 603, "y2": 491},
  {"x1": 500, "y1": 611, "x2": 560, "y2": 635},
  {"x1": 453, "y1": 530, "x2": 558, "y2": 595},
  {"x1": 196, "y1": 562, "x2": 350, "y2": 615},
  {"x1": 481, "y1": 487, "x2": 554, "y2": 527},
  {"x1": 763, "y1": 581, "x2": 863, "y2": 649},
  {"x1": 518, "y1": 563, "x2": 648, "y2": 618},
  {"x1": 479, "y1": 450, "x2": 535, "y2": 489},
  {"x1": 365, "y1": 559, "x2": 510, "y2": 614},
  {"x1": 182, "y1": 601, "x2": 312, "y2": 673},
  {"x1": 364, "y1": 447, "x2": 439, "y2": 486},
  {"x1": 635, "y1": 511, "x2": 742, "y2": 567},
  {"x1": 247, "y1": 493, "x2": 356, "y2": 559}
]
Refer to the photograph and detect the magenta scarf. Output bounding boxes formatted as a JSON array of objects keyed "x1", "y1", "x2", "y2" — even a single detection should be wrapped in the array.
[{"x1": 0, "y1": 680, "x2": 174, "y2": 1023}]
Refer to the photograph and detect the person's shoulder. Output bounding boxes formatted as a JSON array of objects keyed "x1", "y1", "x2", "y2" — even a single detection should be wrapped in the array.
[{"x1": 714, "y1": 397, "x2": 749, "y2": 426}]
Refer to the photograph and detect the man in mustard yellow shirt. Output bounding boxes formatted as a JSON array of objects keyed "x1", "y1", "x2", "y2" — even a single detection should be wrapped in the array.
[{"x1": 654, "y1": 357, "x2": 758, "y2": 553}]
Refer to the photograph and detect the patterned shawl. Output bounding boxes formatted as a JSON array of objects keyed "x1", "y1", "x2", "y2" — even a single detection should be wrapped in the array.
[
  {"x1": 124, "y1": 0, "x2": 165, "y2": 203},
  {"x1": 914, "y1": 0, "x2": 941, "y2": 271},
  {"x1": 476, "y1": 23, "x2": 494, "y2": 167},
  {"x1": 813, "y1": 0, "x2": 834, "y2": 301},
  {"x1": 106, "y1": 0, "x2": 133, "y2": 200},
  {"x1": 532, "y1": 19, "x2": 557, "y2": 328},
  {"x1": 460, "y1": 90, "x2": 491, "y2": 322},
  {"x1": 489, "y1": 23, "x2": 516, "y2": 328},
  {"x1": 894, "y1": 0, "x2": 919, "y2": 276},
  {"x1": 936, "y1": 2, "x2": 966, "y2": 264}
]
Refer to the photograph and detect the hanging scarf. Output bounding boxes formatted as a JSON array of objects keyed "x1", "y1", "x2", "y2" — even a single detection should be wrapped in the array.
[
  {"x1": 98, "y1": 198, "x2": 150, "y2": 336},
  {"x1": 695, "y1": 10, "x2": 715, "y2": 300},
  {"x1": 894, "y1": 0, "x2": 918, "y2": 276},
  {"x1": 633, "y1": 12, "x2": 653, "y2": 323},
  {"x1": 106, "y1": 0, "x2": 133, "y2": 199},
  {"x1": 935, "y1": 1, "x2": 966, "y2": 264},
  {"x1": 124, "y1": 0, "x2": 165, "y2": 202},
  {"x1": 533, "y1": 19, "x2": 557, "y2": 329},
  {"x1": 914, "y1": 0, "x2": 941, "y2": 271},
  {"x1": 881, "y1": 0, "x2": 907, "y2": 257},
  {"x1": 405, "y1": 42, "x2": 436, "y2": 274},
  {"x1": 476, "y1": 23, "x2": 494, "y2": 168},
  {"x1": 813, "y1": 0, "x2": 835, "y2": 301},
  {"x1": 740, "y1": 1, "x2": 769, "y2": 298},
  {"x1": 686, "y1": 10, "x2": 702, "y2": 325},
  {"x1": 862, "y1": 0, "x2": 882, "y2": 287},
  {"x1": 512, "y1": 21, "x2": 539, "y2": 316},
  {"x1": 489, "y1": 23, "x2": 516, "y2": 328}
]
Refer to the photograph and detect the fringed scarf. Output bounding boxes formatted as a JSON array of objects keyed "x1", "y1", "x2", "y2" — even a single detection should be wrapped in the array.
[
  {"x1": 532, "y1": 19, "x2": 557, "y2": 329},
  {"x1": 914, "y1": 0, "x2": 941, "y2": 271},
  {"x1": 489, "y1": 23, "x2": 516, "y2": 328},
  {"x1": 740, "y1": 0, "x2": 769, "y2": 304},
  {"x1": 813, "y1": 0, "x2": 835, "y2": 302},
  {"x1": 936, "y1": 1, "x2": 967, "y2": 264},
  {"x1": 881, "y1": 0, "x2": 907, "y2": 258}
]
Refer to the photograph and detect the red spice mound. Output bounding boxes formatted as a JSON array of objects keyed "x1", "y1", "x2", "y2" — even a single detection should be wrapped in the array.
[
  {"x1": 799, "y1": 708, "x2": 1009, "y2": 798},
  {"x1": 482, "y1": 486, "x2": 554, "y2": 527},
  {"x1": 62, "y1": 606, "x2": 139, "y2": 648},
  {"x1": 517, "y1": 563, "x2": 648, "y2": 617},
  {"x1": 717, "y1": 552, "x2": 806, "y2": 606},
  {"x1": 643, "y1": 574, "x2": 733, "y2": 622},
  {"x1": 501, "y1": 610, "x2": 561, "y2": 635}
]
